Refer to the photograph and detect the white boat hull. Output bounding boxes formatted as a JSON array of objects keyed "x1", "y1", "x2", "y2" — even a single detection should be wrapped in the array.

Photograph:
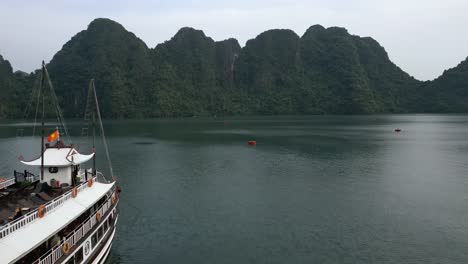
[
  {"x1": 59, "y1": 207, "x2": 119, "y2": 264},
  {"x1": 91, "y1": 228, "x2": 115, "y2": 264}
]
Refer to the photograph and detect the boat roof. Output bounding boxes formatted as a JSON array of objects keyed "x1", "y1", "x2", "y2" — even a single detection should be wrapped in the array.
[
  {"x1": 0, "y1": 181, "x2": 114, "y2": 263},
  {"x1": 21, "y1": 147, "x2": 94, "y2": 167}
]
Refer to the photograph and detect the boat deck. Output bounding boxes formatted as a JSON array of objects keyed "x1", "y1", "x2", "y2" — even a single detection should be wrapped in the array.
[
  {"x1": 0, "y1": 181, "x2": 70, "y2": 226},
  {"x1": 0, "y1": 180, "x2": 114, "y2": 264}
]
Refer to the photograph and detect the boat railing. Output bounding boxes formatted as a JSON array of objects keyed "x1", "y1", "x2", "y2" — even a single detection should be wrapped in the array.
[
  {"x1": 0, "y1": 176, "x2": 97, "y2": 239},
  {"x1": 36, "y1": 186, "x2": 117, "y2": 264},
  {"x1": 14, "y1": 170, "x2": 39, "y2": 183},
  {"x1": 78, "y1": 169, "x2": 108, "y2": 183},
  {"x1": 0, "y1": 177, "x2": 16, "y2": 190},
  {"x1": 78, "y1": 168, "x2": 92, "y2": 179},
  {"x1": 26, "y1": 174, "x2": 40, "y2": 183}
]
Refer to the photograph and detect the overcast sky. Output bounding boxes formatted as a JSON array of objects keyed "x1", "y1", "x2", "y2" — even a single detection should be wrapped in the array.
[{"x1": 0, "y1": 0, "x2": 467, "y2": 80}]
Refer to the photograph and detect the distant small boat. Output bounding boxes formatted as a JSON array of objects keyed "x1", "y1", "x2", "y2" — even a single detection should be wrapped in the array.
[
  {"x1": 394, "y1": 128, "x2": 402, "y2": 132},
  {"x1": 247, "y1": 140, "x2": 257, "y2": 146}
]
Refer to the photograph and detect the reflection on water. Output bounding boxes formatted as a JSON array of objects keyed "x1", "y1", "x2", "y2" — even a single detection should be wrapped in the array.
[{"x1": 1, "y1": 115, "x2": 468, "y2": 263}]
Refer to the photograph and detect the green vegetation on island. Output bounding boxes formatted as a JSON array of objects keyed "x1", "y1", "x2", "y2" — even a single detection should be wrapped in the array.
[{"x1": 0, "y1": 18, "x2": 467, "y2": 119}]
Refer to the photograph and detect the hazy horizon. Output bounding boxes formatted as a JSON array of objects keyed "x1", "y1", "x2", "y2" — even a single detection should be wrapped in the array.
[{"x1": 1, "y1": 0, "x2": 467, "y2": 81}]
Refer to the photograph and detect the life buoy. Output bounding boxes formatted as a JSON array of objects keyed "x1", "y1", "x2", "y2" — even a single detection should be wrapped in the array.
[
  {"x1": 71, "y1": 187, "x2": 78, "y2": 198},
  {"x1": 247, "y1": 140, "x2": 256, "y2": 146},
  {"x1": 62, "y1": 242, "x2": 71, "y2": 254},
  {"x1": 96, "y1": 212, "x2": 102, "y2": 222},
  {"x1": 87, "y1": 179, "x2": 93, "y2": 187},
  {"x1": 37, "y1": 205, "x2": 46, "y2": 218},
  {"x1": 84, "y1": 241, "x2": 90, "y2": 256},
  {"x1": 111, "y1": 194, "x2": 116, "y2": 205}
]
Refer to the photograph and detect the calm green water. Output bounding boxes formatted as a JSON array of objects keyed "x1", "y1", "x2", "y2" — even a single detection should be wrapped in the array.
[{"x1": 2, "y1": 115, "x2": 468, "y2": 263}]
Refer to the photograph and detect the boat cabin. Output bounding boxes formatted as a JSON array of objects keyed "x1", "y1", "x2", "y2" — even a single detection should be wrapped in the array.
[{"x1": 20, "y1": 141, "x2": 94, "y2": 187}]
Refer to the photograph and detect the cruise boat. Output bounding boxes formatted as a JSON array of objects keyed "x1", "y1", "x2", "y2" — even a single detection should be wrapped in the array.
[{"x1": 0, "y1": 62, "x2": 120, "y2": 264}]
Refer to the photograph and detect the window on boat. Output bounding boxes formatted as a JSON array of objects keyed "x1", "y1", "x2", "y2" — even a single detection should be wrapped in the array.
[
  {"x1": 97, "y1": 196, "x2": 106, "y2": 208},
  {"x1": 104, "y1": 219, "x2": 109, "y2": 231},
  {"x1": 108, "y1": 215, "x2": 112, "y2": 227},
  {"x1": 49, "y1": 167, "x2": 58, "y2": 173},
  {"x1": 97, "y1": 225, "x2": 104, "y2": 240},
  {"x1": 65, "y1": 255, "x2": 75, "y2": 264},
  {"x1": 91, "y1": 233, "x2": 98, "y2": 248},
  {"x1": 74, "y1": 247, "x2": 84, "y2": 263}
]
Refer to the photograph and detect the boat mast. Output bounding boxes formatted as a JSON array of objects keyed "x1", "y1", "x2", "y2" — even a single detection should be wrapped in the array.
[
  {"x1": 87, "y1": 79, "x2": 97, "y2": 177},
  {"x1": 40, "y1": 61, "x2": 45, "y2": 181},
  {"x1": 92, "y1": 111, "x2": 96, "y2": 176},
  {"x1": 91, "y1": 79, "x2": 114, "y2": 182}
]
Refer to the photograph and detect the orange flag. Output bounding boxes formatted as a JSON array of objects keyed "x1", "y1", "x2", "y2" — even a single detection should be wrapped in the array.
[{"x1": 47, "y1": 130, "x2": 59, "y2": 142}]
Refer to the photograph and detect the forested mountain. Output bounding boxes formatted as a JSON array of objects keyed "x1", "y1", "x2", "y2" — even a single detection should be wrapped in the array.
[
  {"x1": 234, "y1": 29, "x2": 302, "y2": 114},
  {"x1": 151, "y1": 27, "x2": 241, "y2": 116},
  {"x1": 0, "y1": 56, "x2": 17, "y2": 118},
  {"x1": 416, "y1": 58, "x2": 468, "y2": 112},
  {"x1": 47, "y1": 18, "x2": 153, "y2": 118},
  {"x1": 0, "y1": 18, "x2": 467, "y2": 118},
  {"x1": 0, "y1": 55, "x2": 33, "y2": 118}
]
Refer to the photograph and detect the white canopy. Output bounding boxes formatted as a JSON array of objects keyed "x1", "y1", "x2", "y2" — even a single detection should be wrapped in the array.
[{"x1": 21, "y1": 147, "x2": 94, "y2": 167}]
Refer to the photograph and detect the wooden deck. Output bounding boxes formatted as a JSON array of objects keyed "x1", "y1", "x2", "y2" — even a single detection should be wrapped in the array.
[{"x1": 0, "y1": 180, "x2": 66, "y2": 226}]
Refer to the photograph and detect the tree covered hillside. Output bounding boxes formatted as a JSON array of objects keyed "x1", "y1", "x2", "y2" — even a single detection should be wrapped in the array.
[{"x1": 0, "y1": 18, "x2": 466, "y2": 118}]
